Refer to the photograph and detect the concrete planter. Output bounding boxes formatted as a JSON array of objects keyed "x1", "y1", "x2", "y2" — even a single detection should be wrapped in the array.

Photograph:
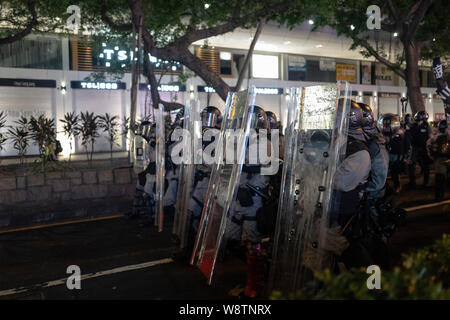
[{"x1": 0, "y1": 160, "x2": 136, "y2": 229}]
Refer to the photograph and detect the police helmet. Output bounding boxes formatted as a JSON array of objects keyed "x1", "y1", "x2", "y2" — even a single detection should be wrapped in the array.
[
  {"x1": 358, "y1": 102, "x2": 377, "y2": 135},
  {"x1": 265, "y1": 111, "x2": 278, "y2": 129},
  {"x1": 378, "y1": 113, "x2": 401, "y2": 136},
  {"x1": 349, "y1": 101, "x2": 364, "y2": 129},
  {"x1": 413, "y1": 110, "x2": 429, "y2": 122},
  {"x1": 201, "y1": 106, "x2": 222, "y2": 128},
  {"x1": 404, "y1": 113, "x2": 413, "y2": 125},
  {"x1": 248, "y1": 105, "x2": 269, "y2": 130},
  {"x1": 438, "y1": 119, "x2": 448, "y2": 133}
]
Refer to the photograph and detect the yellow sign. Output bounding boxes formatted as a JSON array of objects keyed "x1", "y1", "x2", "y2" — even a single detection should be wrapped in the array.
[{"x1": 336, "y1": 64, "x2": 357, "y2": 82}]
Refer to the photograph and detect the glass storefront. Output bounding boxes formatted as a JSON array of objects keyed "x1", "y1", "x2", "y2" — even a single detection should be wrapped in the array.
[{"x1": 0, "y1": 36, "x2": 62, "y2": 69}]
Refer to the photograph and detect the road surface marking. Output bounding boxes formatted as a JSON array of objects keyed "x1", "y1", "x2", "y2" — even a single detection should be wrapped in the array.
[
  {"x1": 404, "y1": 199, "x2": 450, "y2": 212},
  {"x1": 0, "y1": 214, "x2": 123, "y2": 235},
  {"x1": 0, "y1": 257, "x2": 173, "y2": 297}
]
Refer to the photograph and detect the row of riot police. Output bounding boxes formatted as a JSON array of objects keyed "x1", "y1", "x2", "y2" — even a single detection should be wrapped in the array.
[
  {"x1": 128, "y1": 91, "x2": 410, "y2": 298},
  {"x1": 184, "y1": 105, "x2": 281, "y2": 298},
  {"x1": 128, "y1": 104, "x2": 281, "y2": 298},
  {"x1": 378, "y1": 110, "x2": 450, "y2": 201}
]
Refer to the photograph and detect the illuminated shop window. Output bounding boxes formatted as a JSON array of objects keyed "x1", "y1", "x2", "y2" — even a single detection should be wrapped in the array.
[{"x1": 252, "y1": 54, "x2": 279, "y2": 79}]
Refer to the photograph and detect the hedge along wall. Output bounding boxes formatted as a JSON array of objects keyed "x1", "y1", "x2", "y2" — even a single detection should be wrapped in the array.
[{"x1": 0, "y1": 165, "x2": 136, "y2": 229}]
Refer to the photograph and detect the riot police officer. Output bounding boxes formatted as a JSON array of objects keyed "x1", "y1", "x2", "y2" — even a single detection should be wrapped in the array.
[
  {"x1": 408, "y1": 111, "x2": 432, "y2": 188},
  {"x1": 184, "y1": 106, "x2": 222, "y2": 253},
  {"x1": 429, "y1": 119, "x2": 450, "y2": 201},
  {"x1": 379, "y1": 114, "x2": 404, "y2": 193},
  {"x1": 333, "y1": 102, "x2": 372, "y2": 228},
  {"x1": 359, "y1": 103, "x2": 389, "y2": 200},
  {"x1": 225, "y1": 105, "x2": 271, "y2": 298},
  {"x1": 128, "y1": 121, "x2": 155, "y2": 220}
]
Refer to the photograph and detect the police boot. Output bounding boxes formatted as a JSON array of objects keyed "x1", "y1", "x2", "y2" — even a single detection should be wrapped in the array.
[
  {"x1": 128, "y1": 189, "x2": 145, "y2": 218},
  {"x1": 244, "y1": 243, "x2": 265, "y2": 298},
  {"x1": 435, "y1": 174, "x2": 446, "y2": 202}
]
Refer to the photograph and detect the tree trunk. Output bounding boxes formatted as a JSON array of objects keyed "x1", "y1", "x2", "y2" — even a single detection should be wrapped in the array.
[
  {"x1": 405, "y1": 41, "x2": 425, "y2": 114},
  {"x1": 130, "y1": 17, "x2": 142, "y2": 131}
]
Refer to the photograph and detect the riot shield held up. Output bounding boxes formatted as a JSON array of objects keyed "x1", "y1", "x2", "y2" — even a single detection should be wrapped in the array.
[
  {"x1": 268, "y1": 82, "x2": 351, "y2": 297},
  {"x1": 190, "y1": 87, "x2": 257, "y2": 285},
  {"x1": 173, "y1": 98, "x2": 201, "y2": 248},
  {"x1": 155, "y1": 105, "x2": 166, "y2": 232}
]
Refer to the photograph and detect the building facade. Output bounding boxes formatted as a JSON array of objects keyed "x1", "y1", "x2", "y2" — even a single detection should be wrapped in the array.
[{"x1": 0, "y1": 23, "x2": 446, "y2": 157}]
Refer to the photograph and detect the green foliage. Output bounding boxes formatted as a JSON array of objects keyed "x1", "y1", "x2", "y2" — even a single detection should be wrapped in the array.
[
  {"x1": 29, "y1": 115, "x2": 56, "y2": 155},
  {"x1": 316, "y1": 0, "x2": 450, "y2": 68},
  {"x1": 98, "y1": 113, "x2": 120, "y2": 160},
  {"x1": 7, "y1": 117, "x2": 30, "y2": 164},
  {"x1": 271, "y1": 234, "x2": 450, "y2": 300},
  {"x1": 78, "y1": 111, "x2": 100, "y2": 163},
  {"x1": 60, "y1": 112, "x2": 79, "y2": 162},
  {"x1": 29, "y1": 115, "x2": 58, "y2": 171},
  {"x1": 0, "y1": 111, "x2": 8, "y2": 152}
]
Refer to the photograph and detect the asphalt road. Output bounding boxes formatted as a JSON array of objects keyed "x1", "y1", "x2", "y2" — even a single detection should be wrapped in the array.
[
  {"x1": 0, "y1": 183, "x2": 449, "y2": 300},
  {"x1": 0, "y1": 215, "x2": 247, "y2": 300}
]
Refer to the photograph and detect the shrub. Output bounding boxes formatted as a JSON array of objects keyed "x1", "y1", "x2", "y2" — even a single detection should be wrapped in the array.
[
  {"x1": 272, "y1": 234, "x2": 450, "y2": 300},
  {"x1": 0, "y1": 111, "x2": 7, "y2": 153},
  {"x1": 78, "y1": 111, "x2": 100, "y2": 164},
  {"x1": 60, "y1": 112, "x2": 79, "y2": 162},
  {"x1": 7, "y1": 116, "x2": 31, "y2": 165},
  {"x1": 98, "y1": 113, "x2": 120, "y2": 160}
]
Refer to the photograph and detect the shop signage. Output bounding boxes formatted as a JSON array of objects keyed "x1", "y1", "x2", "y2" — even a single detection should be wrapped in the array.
[
  {"x1": 0, "y1": 78, "x2": 56, "y2": 88},
  {"x1": 139, "y1": 83, "x2": 186, "y2": 92},
  {"x1": 319, "y1": 58, "x2": 336, "y2": 71},
  {"x1": 336, "y1": 64, "x2": 357, "y2": 82},
  {"x1": 71, "y1": 81, "x2": 126, "y2": 90}
]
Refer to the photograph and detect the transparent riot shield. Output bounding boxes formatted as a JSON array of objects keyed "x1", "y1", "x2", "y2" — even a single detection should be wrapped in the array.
[
  {"x1": 190, "y1": 87, "x2": 257, "y2": 284},
  {"x1": 155, "y1": 105, "x2": 166, "y2": 232},
  {"x1": 173, "y1": 98, "x2": 201, "y2": 248},
  {"x1": 268, "y1": 82, "x2": 351, "y2": 297}
]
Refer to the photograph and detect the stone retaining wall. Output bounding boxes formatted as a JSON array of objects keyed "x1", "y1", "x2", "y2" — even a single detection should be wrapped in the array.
[{"x1": 0, "y1": 165, "x2": 136, "y2": 229}]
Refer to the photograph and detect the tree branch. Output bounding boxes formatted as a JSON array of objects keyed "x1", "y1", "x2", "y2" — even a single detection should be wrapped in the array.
[
  {"x1": 100, "y1": 1, "x2": 132, "y2": 32},
  {"x1": 233, "y1": 18, "x2": 265, "y2": 91},
  {"x1": 386, "y1": 0, "x2": 399, "y2": 21},
  {"x1": 406, "y1": 0, "x2": 434, "y2": 41},
  {"x1": 0, "y1": 0, "x2": 37, "y2": 45},
  {"x1": 352, "y1": 36, "x2": 406, "y2": 79},
  {"x1": 174, "y1": 0, "x2": 291, "y2": 47},
  {"x1": 143, "y1": 44, "x2": 184, "y2": 111}
]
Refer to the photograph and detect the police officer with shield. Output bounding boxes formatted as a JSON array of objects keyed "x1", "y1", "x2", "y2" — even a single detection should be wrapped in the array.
[
  {"x1": 184, "y1": 106, "x2": 222, "y2": 255},
  {"x1": 379, "y1": 114, "x2": 405, "y2": 194},
  {"x1": 408, "y1": 111, "x2": 432, "y2": 188}
]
